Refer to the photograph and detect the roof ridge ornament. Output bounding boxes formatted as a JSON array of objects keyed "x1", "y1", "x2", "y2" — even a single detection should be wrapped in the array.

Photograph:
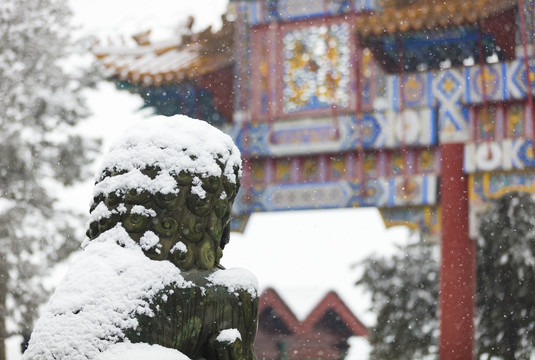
[{"x1": 132, "y1": 29, "x2": 152, "y2": 46}]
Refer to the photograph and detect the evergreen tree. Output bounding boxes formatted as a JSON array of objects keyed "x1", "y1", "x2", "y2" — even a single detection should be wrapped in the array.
[
  {"x1": 356, "y1": 233, "x2": 439, "y2": 360},
  {"x1": 476, "y1": 191, "x2": 535, "y2": 360},
  {"x1": 0, "y1": 0, "x2": 97, "y2": 358},
  {"x1": 357, "y1": 192, "x2": 535, "y2": 360}
]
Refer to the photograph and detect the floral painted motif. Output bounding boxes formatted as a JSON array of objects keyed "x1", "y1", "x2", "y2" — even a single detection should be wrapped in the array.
[{"x1": 282, "y1": 23, "x2": 351, "y2": 113}]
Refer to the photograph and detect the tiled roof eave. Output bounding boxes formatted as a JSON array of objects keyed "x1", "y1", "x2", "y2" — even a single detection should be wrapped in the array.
[
  {"x1": 356, "y1": 0, "x2": 517, "y2": 38},
  {"x1": 108, "y1": 54, "x2": 235, "y2": 87}
]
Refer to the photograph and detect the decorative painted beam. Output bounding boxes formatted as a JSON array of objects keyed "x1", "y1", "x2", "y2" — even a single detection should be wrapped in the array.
[
  {"x1": 233, "y1": 174, "x2": 438, "y2": 214},
  {"x1": 464, "y1": 138, "x2": 535, "y2": 173},
  {"x1": 380, "y1": 205, "x2": 441, "y2": 238},
  {"x1": 230, "y1": 110, "x2": 437, "y2": 157}
]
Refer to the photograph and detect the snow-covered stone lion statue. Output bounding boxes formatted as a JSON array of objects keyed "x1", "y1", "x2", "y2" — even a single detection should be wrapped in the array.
[{"x1": 23, "y1": 115, "x2": 258, "y2": 360}]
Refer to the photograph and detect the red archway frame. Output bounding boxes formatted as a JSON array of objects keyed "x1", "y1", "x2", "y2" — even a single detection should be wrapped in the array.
[
  {"x1": 438, "y1": 4, "x2": 535, "y2": 359},
  {"x1": 439, "y1": 143, "x2": 476, "y2": 360}
]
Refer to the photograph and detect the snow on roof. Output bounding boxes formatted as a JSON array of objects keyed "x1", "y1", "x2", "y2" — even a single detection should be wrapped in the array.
[
  {"x1": 94, "y1": 115, "x2": 241, "y2": 197},
  {"x1": 93, "y1": 17, "x2": 235, "y2": 87},
  {"x1": 22, "y1": 225, "x2": 192, "y2": 360},
  {"x1": 99, "y1": 47, "x2": 199, "y2": 78},
  {"x1": 93, "y1": 38, "x2": 183, "y2": 57}
]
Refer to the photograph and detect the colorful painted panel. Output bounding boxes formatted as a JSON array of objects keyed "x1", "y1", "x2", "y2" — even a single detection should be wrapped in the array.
[
  {"x1": 470, "y1": 171, "x2": 535, "y2": 202},
  {"x1": 389, "y1": 176, "x2": 438, "y2": 206},
  {"x1": 269, "y1": 116, "x2": 354, "y2": 154},
  {"x1": 433, "y1": 69, "x2": 464, "y2": 104},
  {"x1": 263, "y1": 182, "x2": 353, "y2": 211},
  {"x1": 230, "y1": 214, "x2": 251, "y2": 233},
  {"x1": 245, "y1": 0, "x2": 374, "y2": 25},
  {"x1": 359, "y1": 108, "x2": 437, "y2": 149},
  {"x1": 464, "y1": 138, "x2": 535, "y2": 173},
  {"x1": 275, "y1": 158, "x2": 292, "y2": 183},
  {"x1": 464, "y1": 59, "x2": 535, "y2": 106},
  {"x1": 280, "y1": 0, "x2": 349, "y2": 20},
  {"x1": 360, "y1": 47, "x2": 390, "y2": 111},
  {"x1": 233, "y1": 175, "x2": 438, "y2": 214},
  {"x1": 468, "y1": 171, "x2": 535, "y2": 237},
  {"x1": 233, "y1": 115, "x2": 357, "y2": 157},
  {"x1": 231, "y1": 111, "x2": 436, "y2": 158},
  {"x1": 251, "y1": 159, "x2": 267, "y2": 184},
  {"x1": 390, "y1": 151, "x2": 405, "y2": 176},
  {"x1": 329, "y1": 155, "x2": 347, "y2": 180},
  {"x1": 354, "y1": 0, "x2": 378, "y2": 11},
  {"x1": 380, "y1": 206, "x2": 441, "y2": 238},
  {"x1": 361, "y1": 152, "x2": 378, "y2": 179},
  {"x1": 391, "y1": 72, "x2": 434, "y2": 110},
  {"x1": 506, "y1": 59, "x2": 535, "y2": 99},
  {"x1": 282, "y1": 22, "x2": 351, "y2": 113},
  {"x1": 432, "y1": 68, "x2": 469, "y2": 143},
  {"x1": 352, "y1": 175, "x2": 438, "y2": 207},
  {"x1": 235, "y1": 1, "x2": 263, "y2": 26},
  {"x1": 417, "y1": 148, "x2": 439, "y2": 174},
  {"x1": 464, "y1": 63, "x2": 506, "y2": 103},
  {"x1": 388, "y1": 108, "x2": 437, "y2": 147},
  {"x1": 402, "y1": 73, "x2": 430, "y2": 108},
  {"x1": 475, "y1": 106, "x2": 497, "y2": 141},
  {"x1": 233, "y1": 2, "x2": 254, "y2": 118},
  {"x1": 507, "y1": 103, "x2": 526, "y2": 137},
  {"x1": 303, "y1": 158, "x2": 320, "y2": 182},
  {"x1": 521, "y1": 0, "x2": 535, "y2": 45},
  {"x1": 250, "y1": 24, "x2": 277, "y2": 120},
  {"x1": 467, "y1": 102, "x2": 531, "y2": 142},
  {"x1": 258, "y1": 33, "x2": 270, "y2": 115},
  {"x1": 360, "y1": 48, "x2": 374, "y2": 110}
]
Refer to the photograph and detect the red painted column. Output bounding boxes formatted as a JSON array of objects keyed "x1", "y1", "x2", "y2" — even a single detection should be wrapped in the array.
[{"x1": 439, "y1": 143, "x2": 476, "y2": 360}]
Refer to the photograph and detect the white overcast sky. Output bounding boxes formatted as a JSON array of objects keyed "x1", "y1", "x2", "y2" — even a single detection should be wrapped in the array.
[
  {"x1": 6, "y1": 2, "x2": 411, "y2": 358},
  {"x1": 69, "y1": 0, "x2": 230, "y2": 41}
]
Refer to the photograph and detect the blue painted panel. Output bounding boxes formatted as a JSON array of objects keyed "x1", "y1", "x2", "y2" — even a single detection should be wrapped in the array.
[{"x1": 234, "y1": 175, "x2": 438, "y2": 214}]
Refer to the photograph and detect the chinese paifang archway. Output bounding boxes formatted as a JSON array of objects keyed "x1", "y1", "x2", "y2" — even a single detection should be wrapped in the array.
[{"x1": 94, "y1": 0, "x2": 535, "y2": 358}]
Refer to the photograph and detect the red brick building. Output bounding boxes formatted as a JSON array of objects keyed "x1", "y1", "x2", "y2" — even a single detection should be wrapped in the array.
[{"x1": 256, "y1": 288, "x2": 368, "y2": 359}]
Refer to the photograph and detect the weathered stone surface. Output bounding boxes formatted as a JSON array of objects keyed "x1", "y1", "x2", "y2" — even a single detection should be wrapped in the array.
[{"x1": 127, "y1": 270, "x2": 257, "y2": 359}]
